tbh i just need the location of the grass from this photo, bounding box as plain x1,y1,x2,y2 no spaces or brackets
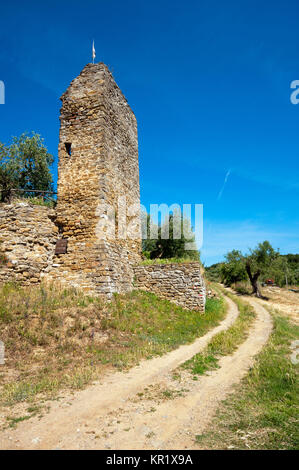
29,198,56,208
131,383,190,404
194,308,299,450
0,283,226,408
140,257,201,265
4,197,56,208
181,290,256,377
6,415,33,428
231,281,252,295
0,251,8,267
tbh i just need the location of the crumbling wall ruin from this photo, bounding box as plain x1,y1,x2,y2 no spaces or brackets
0,202,57,285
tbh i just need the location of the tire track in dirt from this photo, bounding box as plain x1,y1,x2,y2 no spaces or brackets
0,296,238,450
55,296,271,450
99,296,272,450
152,297,272,450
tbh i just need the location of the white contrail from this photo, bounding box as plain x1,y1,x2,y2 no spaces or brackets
217,169,231,200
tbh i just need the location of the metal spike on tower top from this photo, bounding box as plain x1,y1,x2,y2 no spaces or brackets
92,40,96,64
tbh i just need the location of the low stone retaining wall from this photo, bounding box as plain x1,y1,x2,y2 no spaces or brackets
133,262,206,312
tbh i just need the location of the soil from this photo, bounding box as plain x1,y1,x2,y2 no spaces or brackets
0,295,272,450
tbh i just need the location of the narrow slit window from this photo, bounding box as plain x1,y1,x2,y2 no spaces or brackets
65,142,72,156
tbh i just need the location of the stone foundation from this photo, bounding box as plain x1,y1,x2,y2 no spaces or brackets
133,263,206,311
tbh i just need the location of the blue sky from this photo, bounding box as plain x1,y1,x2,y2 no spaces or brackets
0,0,298,265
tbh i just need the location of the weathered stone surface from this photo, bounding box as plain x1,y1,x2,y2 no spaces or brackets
0,202,57,285
133,263,206,312
45,62,142,297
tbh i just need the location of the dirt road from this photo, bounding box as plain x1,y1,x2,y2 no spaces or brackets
0,295,272,450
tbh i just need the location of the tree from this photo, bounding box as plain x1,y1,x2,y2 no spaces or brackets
0,133,54,202
245,241,279,297
265,256,290,287
220,250,247,286
284,254,299,286
142,210,200,261
141,213,158,258
205,262,223,282
221,241,281,297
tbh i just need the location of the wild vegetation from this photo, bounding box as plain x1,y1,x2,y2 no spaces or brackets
0,283,225,408
141,257,199,265
194,307,299,450
205,242,299,291
0,248,8,267
0,132,54,203
181,289,255,376
142,212,200,262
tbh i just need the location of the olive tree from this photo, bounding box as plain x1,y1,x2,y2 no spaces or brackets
0,132,54,202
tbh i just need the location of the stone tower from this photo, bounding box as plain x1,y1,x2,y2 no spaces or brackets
51,63,141,297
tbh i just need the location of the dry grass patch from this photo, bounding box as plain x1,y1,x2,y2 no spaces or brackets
0,283,226,412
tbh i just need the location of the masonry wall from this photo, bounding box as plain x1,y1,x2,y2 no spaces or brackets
0,203,206,313
48,62,141,297
0,202,57,285
133,263,206,312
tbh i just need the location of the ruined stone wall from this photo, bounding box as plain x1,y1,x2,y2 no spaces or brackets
133,263,206,312
49,63,141,297
0,203,205,313
0,202,57,285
